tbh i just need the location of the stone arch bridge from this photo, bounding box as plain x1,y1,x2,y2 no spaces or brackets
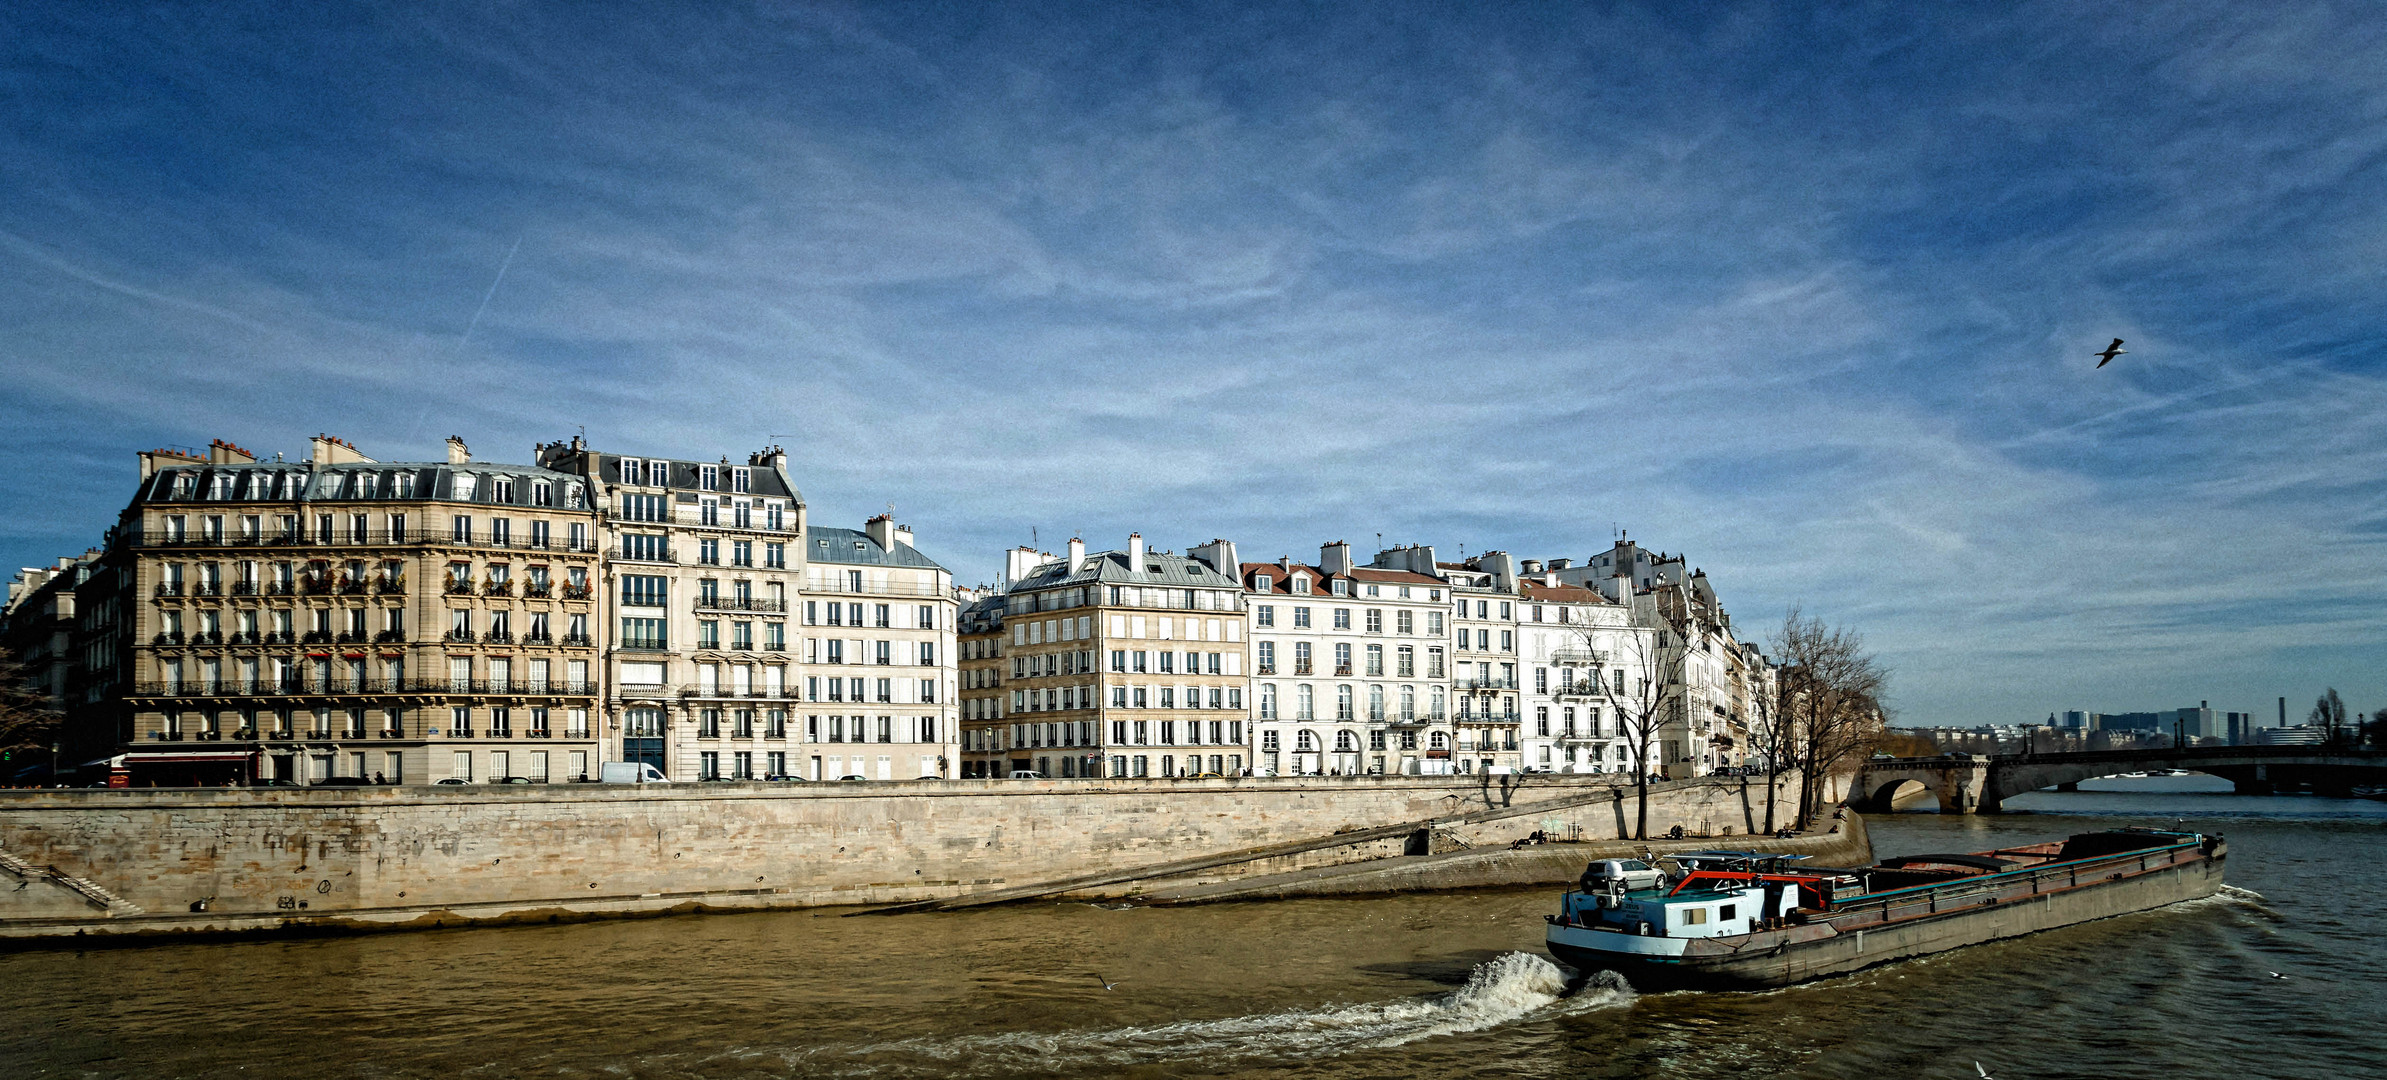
1854,746,2387,814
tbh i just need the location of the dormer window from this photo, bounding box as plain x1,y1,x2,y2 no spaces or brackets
452,473,477,500
700,464,719,491
394,472,416,498
619,458,643,486
1292,575,1311,595
1254,574,1273,592
1330,579,1349,596
733,467,750,493
490,477,515,503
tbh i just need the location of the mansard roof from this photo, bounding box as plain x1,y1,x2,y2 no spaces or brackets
588,452,798,499
1014,548,1239,592
137,460,590,510
804,526,948,572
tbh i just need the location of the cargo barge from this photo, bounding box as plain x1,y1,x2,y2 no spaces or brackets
1545,827,2226,990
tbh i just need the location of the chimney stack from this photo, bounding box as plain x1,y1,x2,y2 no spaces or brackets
1126,532,1145,568
1068,537,1085,569
1188,538,1239,577
1320,540,1353,576
865,514,896,551
445,436,470,464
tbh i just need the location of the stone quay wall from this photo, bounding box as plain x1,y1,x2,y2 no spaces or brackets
0,773,1809,941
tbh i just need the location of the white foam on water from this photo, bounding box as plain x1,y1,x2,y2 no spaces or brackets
778,952,1630,1078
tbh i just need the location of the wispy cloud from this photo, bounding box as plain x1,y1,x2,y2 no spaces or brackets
2,1,2383,725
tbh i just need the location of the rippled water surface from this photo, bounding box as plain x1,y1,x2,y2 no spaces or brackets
7,778,2384,1079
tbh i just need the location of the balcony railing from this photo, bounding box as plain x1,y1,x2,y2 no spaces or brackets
154,583,185,597
1462,677,1518,691
560,584,593,600
562,633,594,646
805,578,948,599
695,595,788,613
675,684,800,700
131,678,597,698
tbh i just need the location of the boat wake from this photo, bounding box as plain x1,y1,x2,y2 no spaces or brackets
774,952,1629,1078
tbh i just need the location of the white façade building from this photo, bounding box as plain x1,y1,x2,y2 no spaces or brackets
1515,571,1649,774
1244,542,1452,776
795,516,959,781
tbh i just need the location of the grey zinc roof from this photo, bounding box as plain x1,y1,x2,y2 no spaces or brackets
1014,549,1240,592
958,593,1006,632
593,454,796,499
140,461,591,509
805,526,947,571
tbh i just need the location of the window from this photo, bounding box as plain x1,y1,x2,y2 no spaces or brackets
917,605,935,629
1293,606,1311,628
733,467,751,493
620,617,667,650
622,575,668,607
700,464,719,491
1330,579,1348,596
765,542,786,568
733,540,753,566
1256,605,1275,628
620,493,667,521
1253,574,1273,592
1333,607,1351,630
699,539,720,565
621,533,669,561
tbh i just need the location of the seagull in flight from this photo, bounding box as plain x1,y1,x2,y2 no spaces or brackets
1093,974,1124,991
1976,1063,1995,1080
2266,970,2289,980
2094,339,2127,368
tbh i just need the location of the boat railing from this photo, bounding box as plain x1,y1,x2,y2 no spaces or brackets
1817,841,2204,933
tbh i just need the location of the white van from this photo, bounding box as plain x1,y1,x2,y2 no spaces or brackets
1007,770,1047,779
598,761,670,784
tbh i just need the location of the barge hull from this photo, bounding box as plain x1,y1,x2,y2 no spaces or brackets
1551,844,2225,990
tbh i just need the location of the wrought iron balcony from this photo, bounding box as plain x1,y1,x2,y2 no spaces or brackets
695,595,788,613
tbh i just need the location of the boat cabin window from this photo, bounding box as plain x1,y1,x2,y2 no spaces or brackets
1720,904,1736,920
1681,908,1707,925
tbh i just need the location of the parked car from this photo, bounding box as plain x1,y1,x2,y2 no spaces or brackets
1579,858,1666,893
764,773,807,782
837,774,869,782
1007,770,1046,779
496,776,536,784
257,778,301,788
315,776,369,786
434,777,470,785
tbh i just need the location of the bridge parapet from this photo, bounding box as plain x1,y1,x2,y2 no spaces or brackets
1862,747,2387,812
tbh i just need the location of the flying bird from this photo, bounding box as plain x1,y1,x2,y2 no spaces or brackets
2094,339,2127,368
1094,974,1124,991
1976,1063,1995,1080
2266,970,2289,980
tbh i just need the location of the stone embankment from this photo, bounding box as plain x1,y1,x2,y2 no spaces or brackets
1118,812,1871,904
0,772,1840,942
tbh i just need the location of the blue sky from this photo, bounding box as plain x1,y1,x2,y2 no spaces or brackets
5,2,2383,728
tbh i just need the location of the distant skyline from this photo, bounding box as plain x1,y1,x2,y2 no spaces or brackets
5,3,2383,727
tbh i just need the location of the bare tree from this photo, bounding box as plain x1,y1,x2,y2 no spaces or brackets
0,655,64,777
1770,607,1889,827
1591,587,1698,840
2309,689,2348,747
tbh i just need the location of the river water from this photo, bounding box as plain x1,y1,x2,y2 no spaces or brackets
7,777,2384,1080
